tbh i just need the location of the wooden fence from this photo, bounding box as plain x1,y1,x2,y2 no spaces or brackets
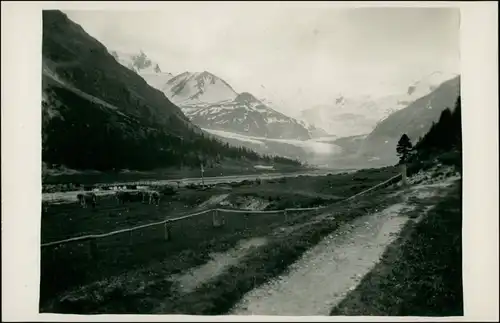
41,173,402,251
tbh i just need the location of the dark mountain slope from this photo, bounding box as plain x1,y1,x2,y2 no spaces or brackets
42,10,301,173
42,10,193,133
356,76,460,164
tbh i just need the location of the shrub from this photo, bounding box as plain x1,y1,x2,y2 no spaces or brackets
437,151,462,167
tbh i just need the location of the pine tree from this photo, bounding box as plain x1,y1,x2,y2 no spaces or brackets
396,133,413,164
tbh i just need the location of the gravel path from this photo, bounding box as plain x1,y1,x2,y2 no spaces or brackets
170,237,268,294
229,203,412,316
228,180,457,316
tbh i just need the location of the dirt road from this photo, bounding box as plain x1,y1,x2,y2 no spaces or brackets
229,177,459,316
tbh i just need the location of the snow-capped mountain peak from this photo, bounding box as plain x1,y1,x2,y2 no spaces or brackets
164,71,238,106
114,60,328,141
298,71,459,138
405,71,459,98
149,71,325,140
110,50,167,75
109,49,174,91
235,92,259,104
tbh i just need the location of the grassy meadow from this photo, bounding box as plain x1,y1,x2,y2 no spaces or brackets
40,166,399,313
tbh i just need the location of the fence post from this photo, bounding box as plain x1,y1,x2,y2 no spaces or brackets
244,212,249,229
401,163,408,187
51,246,58,262
284,209,288,222
212,209,219,228
128,230,133,245
164,222,171,241
88,239,98,260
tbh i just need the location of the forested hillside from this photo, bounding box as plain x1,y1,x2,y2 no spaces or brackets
408,95,462,173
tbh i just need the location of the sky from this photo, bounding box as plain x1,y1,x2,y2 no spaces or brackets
63,3,460,115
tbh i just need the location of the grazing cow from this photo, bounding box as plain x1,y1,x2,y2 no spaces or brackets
115,191,130,204
148,191,161,206
77,192,97,209
115,191,143,205
138,190,161,205
76,193,85,207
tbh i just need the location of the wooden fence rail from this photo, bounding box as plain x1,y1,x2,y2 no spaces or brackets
41,173,402,249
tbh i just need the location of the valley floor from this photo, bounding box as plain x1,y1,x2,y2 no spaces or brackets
42,161,309,187
40,165,462,316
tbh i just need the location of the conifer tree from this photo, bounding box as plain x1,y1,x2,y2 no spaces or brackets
396,133,413,164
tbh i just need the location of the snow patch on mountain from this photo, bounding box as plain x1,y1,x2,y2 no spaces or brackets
298,71,459,138
180,91,314,140
109,49,174,89
110,58,329,141
164,71,238,105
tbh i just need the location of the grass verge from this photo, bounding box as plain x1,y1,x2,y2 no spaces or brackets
40,207,304,313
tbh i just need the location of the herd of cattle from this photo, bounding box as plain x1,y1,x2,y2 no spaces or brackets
76,189,162,209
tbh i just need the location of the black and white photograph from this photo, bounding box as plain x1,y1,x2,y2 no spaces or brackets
2,1,499,320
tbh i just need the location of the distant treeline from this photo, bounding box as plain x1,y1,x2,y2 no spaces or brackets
42,86,302,172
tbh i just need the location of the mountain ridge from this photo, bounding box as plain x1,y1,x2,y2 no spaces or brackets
109,49,176,94
165,71,238,106
354,75,461,166
182,89,323,140
111,50,329,141
299,71,459,137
